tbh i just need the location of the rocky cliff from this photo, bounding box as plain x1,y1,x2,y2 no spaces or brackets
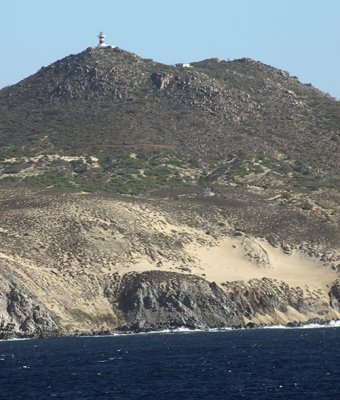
107,271,340,332
1,265,340,338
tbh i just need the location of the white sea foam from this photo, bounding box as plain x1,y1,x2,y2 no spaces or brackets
2,321,340,342
297,320,340,329
78,320,340,339
133,321,340,335
262,320,340,330
262,325,289,330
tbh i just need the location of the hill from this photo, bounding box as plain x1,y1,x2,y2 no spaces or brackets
0,46,339,195
1,48,339,163
0,46,339,337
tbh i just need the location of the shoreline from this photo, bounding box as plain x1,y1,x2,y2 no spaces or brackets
1,318,340,341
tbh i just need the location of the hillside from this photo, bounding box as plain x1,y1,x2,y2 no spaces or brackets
1,48,339,165
1,47,339,195
0,46,339,337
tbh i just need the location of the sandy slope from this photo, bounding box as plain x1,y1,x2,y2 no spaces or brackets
112,215,338,294
185,237,338,289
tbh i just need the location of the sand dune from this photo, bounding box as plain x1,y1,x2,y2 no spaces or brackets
123,235,338,294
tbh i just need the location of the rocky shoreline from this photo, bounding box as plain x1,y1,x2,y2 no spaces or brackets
1,318,340,341
1,270,340,340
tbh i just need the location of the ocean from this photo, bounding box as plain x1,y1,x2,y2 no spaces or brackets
0,327,339,399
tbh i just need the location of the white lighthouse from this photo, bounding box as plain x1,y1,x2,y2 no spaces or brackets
97,32,115,48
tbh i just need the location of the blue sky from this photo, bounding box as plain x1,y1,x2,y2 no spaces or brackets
1,0,340,98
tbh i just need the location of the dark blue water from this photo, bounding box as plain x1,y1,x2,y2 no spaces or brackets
0,328,339,399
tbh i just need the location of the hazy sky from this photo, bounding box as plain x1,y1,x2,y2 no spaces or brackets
1,0,340,98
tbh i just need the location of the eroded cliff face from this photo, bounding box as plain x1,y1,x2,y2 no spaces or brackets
0,280,59,338
2,269,340,338
104,271,340,332
106,271,243,331
329,280,340,312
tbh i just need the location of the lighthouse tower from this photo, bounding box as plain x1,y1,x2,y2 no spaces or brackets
98,32,106,47
97,32,115,48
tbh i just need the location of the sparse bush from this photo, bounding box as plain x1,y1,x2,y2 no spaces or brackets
300,201,313,211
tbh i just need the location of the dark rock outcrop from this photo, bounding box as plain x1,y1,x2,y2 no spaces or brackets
151,72,174,90
103,271,339,332
1,284,59,337
329,279,340,311
105,271,243,331
222,278,331,319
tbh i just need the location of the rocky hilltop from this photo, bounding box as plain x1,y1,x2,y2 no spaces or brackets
1,47,339,165
0,46,339,337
